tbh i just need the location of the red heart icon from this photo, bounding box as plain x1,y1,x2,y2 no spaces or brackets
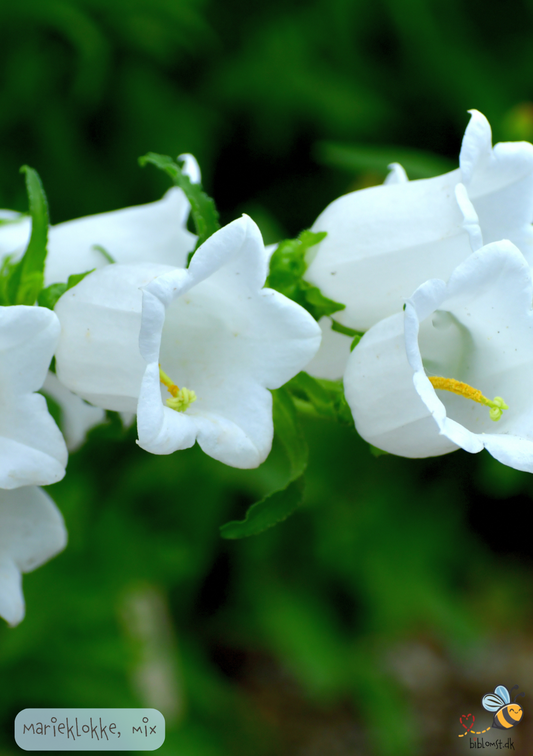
460,713,475,732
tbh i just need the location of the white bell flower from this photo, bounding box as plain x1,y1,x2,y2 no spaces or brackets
344,240,533,472
43,186,196,286
0,305,67,487
0,486,67,626
0,154,200,285
305,110,533,335
54,215,322,468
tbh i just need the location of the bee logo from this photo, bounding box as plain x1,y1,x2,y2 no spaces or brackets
482,684,524,730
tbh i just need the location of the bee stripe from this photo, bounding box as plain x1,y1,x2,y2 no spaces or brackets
496,706,520,728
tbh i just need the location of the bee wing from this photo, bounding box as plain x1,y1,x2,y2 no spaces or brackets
483,693,505,712
495,686,510,704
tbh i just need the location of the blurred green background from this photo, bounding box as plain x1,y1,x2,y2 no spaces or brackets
2,1,533,754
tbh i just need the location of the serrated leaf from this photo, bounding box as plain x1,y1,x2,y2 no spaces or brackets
139,152,219,254
7,166,49,305
16,271,44,306
220,387,308,539
0,255,14,306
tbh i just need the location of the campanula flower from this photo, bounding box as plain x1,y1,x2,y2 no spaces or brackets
305,110,533,336
0,154,200,285
344,240,533,472
54,216,322,468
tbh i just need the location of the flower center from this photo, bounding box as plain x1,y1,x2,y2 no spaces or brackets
159,366,197,412
428,376,508,421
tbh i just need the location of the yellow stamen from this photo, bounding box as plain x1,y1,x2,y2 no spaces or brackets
428,376,508,421
159,365,197,412
159,366,179,397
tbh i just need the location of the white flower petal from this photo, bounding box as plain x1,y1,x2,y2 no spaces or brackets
344,312,458,457
45,188,195,285
42,372,105,451
306,168,468,332
137,215,321,467
306,110,533,338
0,395,67,488
455,182,483,252
384,162,408,184
55,263,173,412
0,556,23,627
178,153,201,184
0,306,67,488
347,240,533,471
460,109,533,260
0,486,67,626
55,215,322,468
304,317,353,380
0,305,60,393
458,109,493,186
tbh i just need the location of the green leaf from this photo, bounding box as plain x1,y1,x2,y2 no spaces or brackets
66,269,96,289
314,141,456,179
350,334,362,351
37,283,68,310
271,384,308,479
285,372,354,427
266,230,345,320
330,319,363,338
220,477,305,540
220,387,308,539
92,244,116,264
6,166,49,305
38,269,95,310
139,152,220,254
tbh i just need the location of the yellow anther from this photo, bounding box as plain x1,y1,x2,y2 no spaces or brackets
159,365,197,413
166,387,197,412
428,376,508,421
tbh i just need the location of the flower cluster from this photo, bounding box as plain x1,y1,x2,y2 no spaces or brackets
307,110,533,472
0,158,322,624
0,161,202,625
3,109,533,624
